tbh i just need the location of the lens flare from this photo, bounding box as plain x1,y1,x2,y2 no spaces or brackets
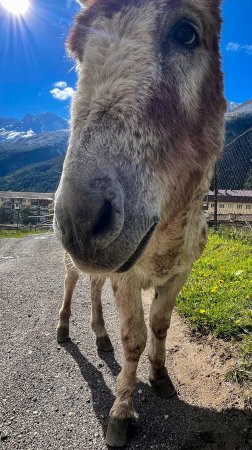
0,0,30,15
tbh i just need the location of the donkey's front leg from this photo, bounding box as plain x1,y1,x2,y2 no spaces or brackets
57,252,79,343
106,275,147,448
149,272,189,398
90,276,113,352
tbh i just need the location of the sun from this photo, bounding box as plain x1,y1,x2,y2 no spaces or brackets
0,0,30,15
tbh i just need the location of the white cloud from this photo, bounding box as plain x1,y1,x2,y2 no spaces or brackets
244,44,252,55
226,42,240,52
54,81,68,89
226,41,252,55
50,81,76,101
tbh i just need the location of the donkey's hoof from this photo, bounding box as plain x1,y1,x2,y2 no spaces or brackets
57,326,69,343
151,376,176,398
106,418,131,448
96,336,113,352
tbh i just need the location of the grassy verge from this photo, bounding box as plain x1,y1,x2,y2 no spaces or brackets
177,227,252,386
0,229,53,239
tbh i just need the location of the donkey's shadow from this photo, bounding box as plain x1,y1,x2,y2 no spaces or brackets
63,340,251,449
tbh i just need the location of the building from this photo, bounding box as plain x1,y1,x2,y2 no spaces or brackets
204,189,252,224
0,191,54,223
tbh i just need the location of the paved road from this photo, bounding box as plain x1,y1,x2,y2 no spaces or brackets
0,234,251,449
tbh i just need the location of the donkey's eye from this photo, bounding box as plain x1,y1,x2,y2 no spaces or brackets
173,21,199,49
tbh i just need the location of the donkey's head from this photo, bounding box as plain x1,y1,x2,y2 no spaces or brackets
55,0,226,274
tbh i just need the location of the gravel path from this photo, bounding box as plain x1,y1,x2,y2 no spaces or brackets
0,234,251,449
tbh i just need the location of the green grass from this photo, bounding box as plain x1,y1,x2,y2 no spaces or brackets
226,336,252,386
0,229,52,239
177,227,252,385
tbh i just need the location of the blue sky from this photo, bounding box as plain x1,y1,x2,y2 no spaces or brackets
0,0,251,119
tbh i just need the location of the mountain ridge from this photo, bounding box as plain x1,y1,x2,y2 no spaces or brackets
0,112,68,142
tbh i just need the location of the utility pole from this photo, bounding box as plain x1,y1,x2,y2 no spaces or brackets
213,165,218,229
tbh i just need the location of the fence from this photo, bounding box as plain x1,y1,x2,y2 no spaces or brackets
205,127,252,229
0,214,54,232
28,214,54,230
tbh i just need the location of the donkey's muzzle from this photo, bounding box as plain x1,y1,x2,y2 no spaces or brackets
55,177,125,254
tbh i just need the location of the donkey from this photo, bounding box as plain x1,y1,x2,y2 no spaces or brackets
54,0,226,446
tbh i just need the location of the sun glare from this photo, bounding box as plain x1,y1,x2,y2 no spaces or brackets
1,0,30,15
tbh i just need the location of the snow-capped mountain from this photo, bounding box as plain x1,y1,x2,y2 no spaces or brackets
0,129,35,142
230,98,252,115
226,98,252,115
0,113,69,191
226,101,241,112
0,128,68,148
0,112,68,142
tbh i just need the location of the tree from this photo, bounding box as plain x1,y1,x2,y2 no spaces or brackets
0,206,8,224
20,206,34,225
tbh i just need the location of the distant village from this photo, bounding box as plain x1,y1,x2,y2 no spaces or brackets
0,191,54,225
204,189,252,225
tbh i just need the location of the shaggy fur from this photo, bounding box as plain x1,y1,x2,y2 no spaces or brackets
54,0,226,444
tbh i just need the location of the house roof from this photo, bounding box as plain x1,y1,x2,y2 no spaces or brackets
0,191,55,200
208,189,252,197
206,189,252,203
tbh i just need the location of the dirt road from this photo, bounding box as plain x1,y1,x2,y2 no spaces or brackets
0,234,251,449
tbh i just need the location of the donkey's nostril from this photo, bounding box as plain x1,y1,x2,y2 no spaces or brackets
56,179,124,250
92,199,113,238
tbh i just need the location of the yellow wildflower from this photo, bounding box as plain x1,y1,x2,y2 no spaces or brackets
211,285,218,293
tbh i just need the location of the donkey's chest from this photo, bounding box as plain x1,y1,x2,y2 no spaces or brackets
136,208,207,288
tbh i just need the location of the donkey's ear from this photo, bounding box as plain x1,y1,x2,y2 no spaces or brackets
69,1,96,60
68,10,91,60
